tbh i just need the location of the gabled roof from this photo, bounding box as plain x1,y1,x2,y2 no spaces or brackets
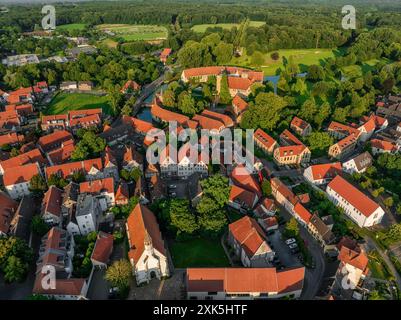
45,158,103,179
3,163,40,186
293,202,312,224
160,48,172,58
309,213,335,244
307,162,342,181
80,177,114,195
231,165,262,197
291,116,310,130
370,139,397,152
121,80,141,93
192,114,225,132
47,140,75,165
33,275,86,296
42,185,63,218
232,95,248,113
0,192,18,234
0,148,46,171
271,177,298,206
123,145,143,166
328,121,360,137
126,204,166,263
0,132,24,146
338,246,369,272
327,175,381,217
229,215,271,258
229,185,257,208
186,267,305,294
335,134,358,151
38,130,73,152
254,129,277,151
358,117,376,133
345,152,373,172
69,114,101,127
201,109,234,127
91,231,113,264
275,145,308,157
151,102,189,125
280,129,304,146
227,77,253,91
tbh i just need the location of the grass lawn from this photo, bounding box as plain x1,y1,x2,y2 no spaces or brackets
99,38,119,48
191,21,265,33
342,58,390,79
44,92,113,115
170,237,230,268
368,250,393,280
230,48,336,75
96,24,168,41
57,23,87,31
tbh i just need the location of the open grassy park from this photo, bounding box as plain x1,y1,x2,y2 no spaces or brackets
230,48,336,76
170,237,230,268
96,24,168,41
44,92,112,115
191,21,265,33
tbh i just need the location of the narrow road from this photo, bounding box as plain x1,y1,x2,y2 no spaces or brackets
364,236,401,290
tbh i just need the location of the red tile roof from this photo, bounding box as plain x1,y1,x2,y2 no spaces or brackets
229,216,269,258
0,132,24,146
327,175,381,217
69,113,101,128
80,177,114,194
192,114,225,132
201,109,234,127
370,139,397,152
338,246,369,272
308,162,342,181
38,130,73,152
293,202,312,224
254,129,277,151
280,129,304,146
41,114,68,123
151,102,190,125
227,77,253,91
186,267,305,294
229,185,257,208
263,216,278,228
3,163,40,186
126,204,166,263
42,185,63,218
183,66,263,82
68,108,102,119
122,115,156,134
328,121,360,137
291,116,310,130
231,165,262,197
0,148,46,171
33,275,86,296
47,139,75,165
232,95,248,113
358,117,376,133
45,158,103,179
121,80,141,93
0,192,18,234
160,48,172,59
271,177,298,206
335,134,358,151
276,145,307,157
91,231,114,265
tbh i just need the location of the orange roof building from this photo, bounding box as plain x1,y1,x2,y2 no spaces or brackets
254,129,277,155
38,130,73,153
45,158,103,180
91,231,114,267
4,163,41,199
186,267,305,299
303,162,342,185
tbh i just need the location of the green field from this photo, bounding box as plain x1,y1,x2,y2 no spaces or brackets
57,23,87,31
96,24,168,41
230,48,336,75
342,58,390,79
191,21,265,33
170,238,230,268
45,92,112,115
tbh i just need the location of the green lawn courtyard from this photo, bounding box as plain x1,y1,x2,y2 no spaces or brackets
96,24,168,41
191,21,265,33
44,92,113,115
170,237,230,268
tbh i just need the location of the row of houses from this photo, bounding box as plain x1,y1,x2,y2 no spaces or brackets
41,108,102,132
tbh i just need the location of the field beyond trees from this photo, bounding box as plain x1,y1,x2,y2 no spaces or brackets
191,21,265,33
44,92,112,115
96,24,168,41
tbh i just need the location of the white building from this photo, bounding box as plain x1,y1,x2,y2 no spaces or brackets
79,177,115,211
126,204,170,285
41,185,63,226
67,194,101,235
228,216,275,267
186,267,305,300
3,163,41,200
303,162,342,185
326,175,385,228
342,151,373,175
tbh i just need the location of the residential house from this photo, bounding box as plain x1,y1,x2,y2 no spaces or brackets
328,121,360,140
38,130,73,153
126,204,170,285
328,134,358,160
33,276,88,300
274,144,311,166
230,165,262,199
3,163,41,199
228,216,275,267
67,194,101,236
253,198,277,218
79,177,115,210
342,152,373,174
46,139,75,165
91,232,114,269
115,182,129,206
0,148,46,174
41,185,63,226
0,192,18,237
227,94,248,122
8,196,35,241
293,202,312,226
303,162,342,185
41,114,68,131
60,81,78,91
258,216,279,233
307,214,336,250
370,138,398,155
121,80,141,94
103,146,119,182
326,175,385,228
122,145,143,171
0,132,24,147
228,185,258,213
45,158,104,181
186,267,305,300
77,81,93,91
253,129,277,155
290,117,312,136
160,48,172,64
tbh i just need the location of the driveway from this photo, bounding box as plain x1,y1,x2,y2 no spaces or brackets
87,268,110,300
268,229,302,268
128,269,185,300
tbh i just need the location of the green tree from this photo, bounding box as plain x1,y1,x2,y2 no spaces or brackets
251,51,265,67
177,91,196,116
306,132,334,156
170,199,198,236
197,196,227,234
47,174,68,189
29,174,47,195
213,42,233,64
31,216,50,236
72,131,106,161
200,175,230,207
105,259,132,291
219,74,231,105
284,218,299,238
261,180,272,197
270,52,280,61
3,256,28,283
10,148,20,157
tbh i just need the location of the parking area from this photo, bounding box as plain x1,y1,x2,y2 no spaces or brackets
87,268,110,300
128,269,186,300
163,176,200,200
267,229,303,269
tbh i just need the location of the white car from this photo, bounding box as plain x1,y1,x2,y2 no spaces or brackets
285,238,296,245
289,243,298,250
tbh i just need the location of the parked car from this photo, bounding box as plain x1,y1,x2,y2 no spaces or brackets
169,184,177,189
285,238,296,245
288,243,298,250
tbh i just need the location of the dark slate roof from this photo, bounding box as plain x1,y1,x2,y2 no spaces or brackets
352,151,373,172
309,214,336,245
